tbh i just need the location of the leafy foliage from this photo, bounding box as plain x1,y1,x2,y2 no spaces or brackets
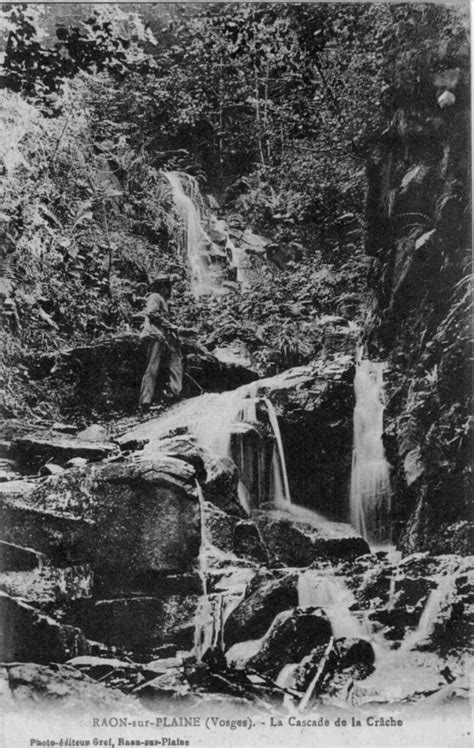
1,5,152,109
0,2,469,418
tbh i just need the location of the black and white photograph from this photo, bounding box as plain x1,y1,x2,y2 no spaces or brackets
0,2,471,746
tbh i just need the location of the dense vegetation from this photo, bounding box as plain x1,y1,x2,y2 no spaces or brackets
0,2,469,419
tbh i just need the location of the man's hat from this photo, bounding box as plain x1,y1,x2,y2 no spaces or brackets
149,273,172,288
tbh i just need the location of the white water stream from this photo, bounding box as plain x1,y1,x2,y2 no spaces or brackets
193,481,251,661
136,357,454,685
298,569,367,639
263,397,292,506
189,383,294,660
191,385,291,512
350,356,392,543
163,171,219,295
271,571,374,695
401,574,454,652
193,480,215,660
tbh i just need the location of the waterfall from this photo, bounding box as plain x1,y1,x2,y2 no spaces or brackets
402,575,454,651
192,390,257,513
193,480,216,660
273,571,373,696
193,481,260,661
350,357,392,544
163,171,220,295
136,377,293,512
298,570,366,639
263,397,292,506
190,385,291,511
193,480,242,659
192,390,243,458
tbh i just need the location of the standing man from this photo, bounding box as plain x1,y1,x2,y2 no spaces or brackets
139,274,183,413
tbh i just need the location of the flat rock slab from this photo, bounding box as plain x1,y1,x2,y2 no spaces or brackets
67,656,139,680
12,434,118,471
0,563,93,607
2,662,138,710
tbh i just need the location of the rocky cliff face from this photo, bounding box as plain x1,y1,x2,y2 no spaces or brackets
363,40,471,553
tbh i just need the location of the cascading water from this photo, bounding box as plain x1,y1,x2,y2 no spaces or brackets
191,385,291,511
191,390,256,513
163,171,219,295
125,365,463,710
273,570,374,696
298,570,366,639
189,387,294,661
193,480,216,660
193,481,255,661
350,356,392,544
136,381,292,513
263,397,292,506
402,574,454,652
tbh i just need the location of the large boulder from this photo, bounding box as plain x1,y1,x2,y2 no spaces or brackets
204,503,269,564
246,607,332,679
281,637,375,695
224,572,298,649
31,334,258,416
0,592,89,663
201,456,245,518
204,503,238,553
70,592,198,651
334,637,375,670
118,426,245,518
251,507,369,566
0,456,201,581
233,521,269,564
